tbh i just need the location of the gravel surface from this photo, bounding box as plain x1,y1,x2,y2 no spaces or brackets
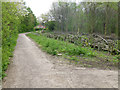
2,33,118,88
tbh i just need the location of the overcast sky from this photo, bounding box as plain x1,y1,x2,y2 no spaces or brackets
23,0,116,18
24,0,56,17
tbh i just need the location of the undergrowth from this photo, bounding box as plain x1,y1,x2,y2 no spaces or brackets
2,35,18,79
27,33,95,57
27,33,118,69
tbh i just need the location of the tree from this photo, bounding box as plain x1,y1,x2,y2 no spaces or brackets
45,21,55,31
2,1,37,78
48,1,118,36
20,7,37,33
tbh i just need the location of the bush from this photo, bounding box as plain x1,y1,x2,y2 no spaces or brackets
45,21,55,31
2,2,36,79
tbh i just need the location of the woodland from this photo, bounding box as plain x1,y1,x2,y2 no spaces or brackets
1,1,120,79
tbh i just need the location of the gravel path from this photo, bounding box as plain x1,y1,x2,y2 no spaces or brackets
2,33,118,88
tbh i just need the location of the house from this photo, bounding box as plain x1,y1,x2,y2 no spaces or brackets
34,25,46,30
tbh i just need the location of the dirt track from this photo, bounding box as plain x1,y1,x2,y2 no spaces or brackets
2,33,118,88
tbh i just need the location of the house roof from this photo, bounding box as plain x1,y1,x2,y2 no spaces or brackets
34,25,46,29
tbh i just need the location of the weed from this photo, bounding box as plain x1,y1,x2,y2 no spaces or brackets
27,33,96,58
27,33,119,69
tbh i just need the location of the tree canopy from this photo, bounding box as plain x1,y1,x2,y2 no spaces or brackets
1,1,37,78
42,1,118,37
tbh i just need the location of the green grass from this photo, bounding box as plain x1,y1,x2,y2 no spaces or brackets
27,33,95,57
27,33,118,69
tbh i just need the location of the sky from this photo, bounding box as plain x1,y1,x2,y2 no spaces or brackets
23,0,82,18
23,0,118,18
24,0,56,17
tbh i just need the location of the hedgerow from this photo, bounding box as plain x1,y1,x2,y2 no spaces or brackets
1,1,37,79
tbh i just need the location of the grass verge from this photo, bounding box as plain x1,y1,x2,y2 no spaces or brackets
27,33,95,57
27,33,118,69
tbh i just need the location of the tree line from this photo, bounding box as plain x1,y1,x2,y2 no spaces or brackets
41,1,118,37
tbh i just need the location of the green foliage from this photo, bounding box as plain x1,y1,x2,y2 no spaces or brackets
115,54,120,60
2,2,20,78
27,33,118,68
49,2,118,36
45,21,55,31
2,1,36,79
0,48,2,80
27,33,95,57
20,7,37,33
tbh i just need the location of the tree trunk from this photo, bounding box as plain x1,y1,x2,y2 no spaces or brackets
105,20,107,36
